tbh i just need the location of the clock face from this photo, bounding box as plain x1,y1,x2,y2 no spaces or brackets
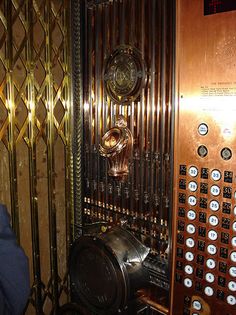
103,45,146,104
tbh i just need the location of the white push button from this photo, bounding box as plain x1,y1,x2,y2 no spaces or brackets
184,265,193,275
187,210,196,221
208,215,219,226
185,251,194,262
188,181,198,192
186,224,196,234
228,281,236,292
232,237,236,247
206,258,216,269
192,300,202,311
204,286,214,296
188,196,197,206
207,244,217,255
208,230,218,241
205,272,215,283
232,222,236,232
234,206,236,215
189,166,198,177
186,238,195,248
211,169,221,181
184,278,193,288
227,295,236,306
209,200,220,212
229,266,236,277
198,123,208,136
230,252,236,263
210,185,220,196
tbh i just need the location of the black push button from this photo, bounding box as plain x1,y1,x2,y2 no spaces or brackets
220,247,228,259
177,247,184,258
199,197,207,209
218,276,226,287
179,193,186,204
201,167,209,179
222,202,231,214
219,262,227,273
222,217,230,229
197,254,204,264
224,171,233,183
180,165,187,175
178,207,185,217
221,232,229,244
223,186,232,199
196,268,203,279
200,182,208,194
198,226,206,237
179,179,186,189
199,212,206,223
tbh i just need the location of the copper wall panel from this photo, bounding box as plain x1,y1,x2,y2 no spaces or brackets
0,1,72,314
171,1,236,314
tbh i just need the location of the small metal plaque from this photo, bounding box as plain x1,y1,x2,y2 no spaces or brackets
103,45,146,104
204,0,236,15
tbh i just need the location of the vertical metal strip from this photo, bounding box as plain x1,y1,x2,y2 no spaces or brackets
45,1,59,312
26,0,43,312
6,0,20,240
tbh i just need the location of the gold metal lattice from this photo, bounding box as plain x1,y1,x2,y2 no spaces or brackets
0,0,72,314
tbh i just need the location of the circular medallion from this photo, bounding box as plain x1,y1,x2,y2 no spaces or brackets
103,45,146,104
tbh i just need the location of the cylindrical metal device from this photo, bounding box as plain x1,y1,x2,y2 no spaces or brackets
69,226,150,315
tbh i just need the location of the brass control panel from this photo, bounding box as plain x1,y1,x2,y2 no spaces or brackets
171,1,236,315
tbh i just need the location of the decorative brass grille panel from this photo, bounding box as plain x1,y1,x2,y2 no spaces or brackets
0,0,72,314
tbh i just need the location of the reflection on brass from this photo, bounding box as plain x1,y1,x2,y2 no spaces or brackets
103,45,146,104
99,115,133,178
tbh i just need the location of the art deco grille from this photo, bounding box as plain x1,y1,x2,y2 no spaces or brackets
0,0,72,314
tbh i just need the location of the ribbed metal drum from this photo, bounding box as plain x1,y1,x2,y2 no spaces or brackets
69,227,150,315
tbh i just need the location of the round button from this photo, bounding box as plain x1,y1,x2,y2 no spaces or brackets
207,244,217,255
208,215,219,226
198,145,208,158
188,166,198,177
192,300,202,311
221,147,232,161
206,258,216,269
208,230,218,241
198,123,208,136
204,286,214,296
185,251,194,262
184,278,193,288
232,237,236,247
184,265,194,275
205,272,215,283
228,281,236,292
187,210,196,221
230,252,236,263
233,222,236,232
229,266,236,277
210,185,221,196
188,181,198,192
211,169,221,181
188,196,197,206
186,238,195,248
186,224,196,234
227,295,236,306
209,200,220,212
234,206,236,215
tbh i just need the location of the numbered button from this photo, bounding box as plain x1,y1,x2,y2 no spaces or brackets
228,281,236,292
204,286,214,296
209,215,219,226
185,251,194,262
207,244,217,255
184,278,193,288
232,237,236,247
187,210,196,221
198,123,208,136
229,267,236,277
189,166,198,177
192,300,202,311
211,169,221,181
188,181,198,192
230,252,236,263
208,230,218,241
186,224,196,234
188,196,197,206
209,200,220,212
186,238,195,248
206,258,216,269
233,222,236,232
210,185,221,196
185,265,194,275
234,206,236,216
227,295,236,306
205,272,215,283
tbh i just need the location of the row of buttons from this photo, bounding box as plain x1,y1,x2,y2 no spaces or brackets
179,165,233,182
